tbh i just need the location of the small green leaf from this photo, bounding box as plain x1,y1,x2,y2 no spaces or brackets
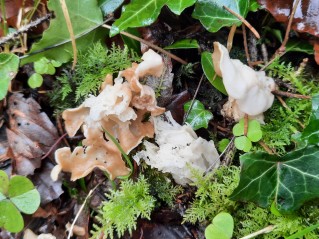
201,51,227,94
184,100,213,130
46,63,56,75
34,58,49,74
234,136,252,152
10,189,40,214
164,39,199,49
166,0,197,15
0,171,9,195
232,119,244,136
205,212,234,239
270,201,282,216
247,120,262,142
98,0,124,16
0,53,19,100
28,73,43,89
0,200,24,233
218,138,230,153
286,40,314,55
8,176,35,198
230,146,319,212
50,59,62,67
249,0,260,12
192,0,249,33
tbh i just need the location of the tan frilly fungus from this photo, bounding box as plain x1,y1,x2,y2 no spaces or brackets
51,49,165,181
212,42,276,122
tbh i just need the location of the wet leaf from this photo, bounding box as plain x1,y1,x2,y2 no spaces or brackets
6,93,59,175
192,0,249,33
22,0,106,64
0,53,19,100
201,51,227,95
164,39,199,49
98,0,124,16
231,145,319,212
184,100,213,130
166,0,197,15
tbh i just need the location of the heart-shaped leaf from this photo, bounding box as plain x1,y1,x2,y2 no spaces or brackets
184,100,213,130
8,176,40,214
205,212,234,239
0,170,9,195
0,53,19,100
201,51,227,95
231,145,319,212
247,120,262,142
234,135,252,152
232,119,245,136
28,73,44,89
0,200,24,233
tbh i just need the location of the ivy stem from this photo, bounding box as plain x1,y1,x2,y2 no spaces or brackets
102,24,187,65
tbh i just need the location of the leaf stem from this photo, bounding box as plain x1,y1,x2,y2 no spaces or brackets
239,225,275,239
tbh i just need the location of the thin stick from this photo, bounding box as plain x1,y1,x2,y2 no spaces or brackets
239,225,275,239
227,24,237,52
242,25,252,67
258,140,275,155
278,0,301,53
41,133,67,160
272,89,311,99
102,24,187,65
223,5,260,39
67,184,100,239
183,74,205,124
244,114,249,136
60,0,77,69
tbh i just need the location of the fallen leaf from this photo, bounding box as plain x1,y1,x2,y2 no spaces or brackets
6,93,59,175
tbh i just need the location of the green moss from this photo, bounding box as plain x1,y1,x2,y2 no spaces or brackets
91,176,155,239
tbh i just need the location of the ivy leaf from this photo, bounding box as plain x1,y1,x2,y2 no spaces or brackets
192,0,249,33
164,39,199,49
230,146,319,212
184,100,213,130
98,0,124,16
110,0,168,36
0,200,24,233
0,53,19,100
22,0,106,65
166,0,197,14
201,51,227,94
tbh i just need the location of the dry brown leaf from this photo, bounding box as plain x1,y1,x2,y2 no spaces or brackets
6,93,59,175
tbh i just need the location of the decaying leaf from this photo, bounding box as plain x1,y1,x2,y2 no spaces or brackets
52,50,165,181
133,112,220,185
6,93,59,175
212,42,276,121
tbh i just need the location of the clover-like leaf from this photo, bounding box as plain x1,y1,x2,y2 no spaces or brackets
0,170,9,195
184,100,213,130
232,119,244,136
8,176,40,214
247,120,262,142
28,73,43,89
192,0,249,33
205,212,234,239
201,51,227,95
0,200,24,233
0,53,19,100
164,39,199,49
231,145,319,212
234,136,252,152
218,138,230,152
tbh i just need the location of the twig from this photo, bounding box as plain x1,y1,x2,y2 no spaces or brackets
243,114,249,135
278,0,301,53
60,0,77,69
223,5,260,39
67,183,100,239
272,89,311,99
258,140,275,155
183,74,205,124
227,24,237,51
0,13,52,46
102,24,187,65
41,133,67,160
239,225,275,239
242,25,252,67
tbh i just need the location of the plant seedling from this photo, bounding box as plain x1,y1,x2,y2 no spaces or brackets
0,170,40,233
205,212,234,239
184,100,213,130
28,57,62,88
233,119,262,152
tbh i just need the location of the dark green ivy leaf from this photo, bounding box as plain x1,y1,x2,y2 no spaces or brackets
230,145,319,212
184,100,213,130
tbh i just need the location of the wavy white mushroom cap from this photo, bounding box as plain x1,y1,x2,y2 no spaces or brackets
212,42,276,118
136,49,164,77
